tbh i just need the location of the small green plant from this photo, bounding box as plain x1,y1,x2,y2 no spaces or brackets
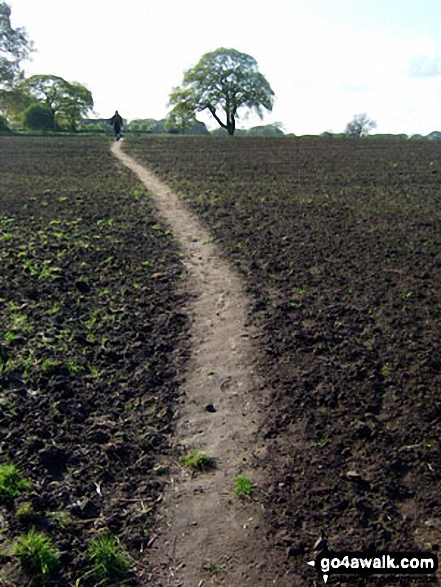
233,475,256,498
381,364,392,375
179,449,214,472
317,434,330,448
3,330,17,343
9,311,33,333
12,528,60,581
86,534,132,585
133,186,146,199
0,463,31,498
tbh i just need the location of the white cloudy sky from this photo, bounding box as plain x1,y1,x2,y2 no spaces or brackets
9,0,441,135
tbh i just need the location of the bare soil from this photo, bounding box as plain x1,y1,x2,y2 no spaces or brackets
112,140,289,585
2,135,440,587
0,137,190,586
124,136,441,587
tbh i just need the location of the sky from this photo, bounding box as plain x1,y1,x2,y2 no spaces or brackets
8,0,441,135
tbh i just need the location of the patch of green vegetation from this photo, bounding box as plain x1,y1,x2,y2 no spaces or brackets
233,475,256,498
179,449,214,472
12,528,60,582
0,463,31,498
381,364,392,375
317,434,330,448
133,186,146,199
83,534,132,585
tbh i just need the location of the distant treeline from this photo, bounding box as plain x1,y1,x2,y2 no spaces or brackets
80,117,286,137
79,118,441,141
4,115,441,141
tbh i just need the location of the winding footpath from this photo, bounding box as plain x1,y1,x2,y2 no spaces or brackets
111,140,288,586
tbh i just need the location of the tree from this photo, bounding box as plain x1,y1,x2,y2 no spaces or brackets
0,2,33,88
247,124,284,137
21,102,55,130
345,113,377,137
164,108,196,134
0,85,33,121
0,113,10,131
23,75,93,130
168,48,274,136
56,82,94,131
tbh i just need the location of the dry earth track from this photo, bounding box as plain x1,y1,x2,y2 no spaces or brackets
112,140,289,586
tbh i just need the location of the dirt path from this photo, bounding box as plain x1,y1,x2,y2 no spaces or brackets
111,141,288,586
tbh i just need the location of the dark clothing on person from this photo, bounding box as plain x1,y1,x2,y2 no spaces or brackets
110,111,123,140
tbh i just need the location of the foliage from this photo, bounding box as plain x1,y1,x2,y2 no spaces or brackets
179,449,214,471
233,475,256,498
211,124,285,137
21,101,55,130
0,462,30,497
426,130,441,140
164,113,210,135
22,74,93,130
86,534,132,585
246,124,284,137
128,117,166,133
57,81,94,130
164,108,195,133
0,136,190,584
127,116,209,135
345,112,377,137
368,133,408,140
80,117,109,132
168,47,274,135
0,84,33,121
0,112,10,131
12,528,60,581
0,1,33,88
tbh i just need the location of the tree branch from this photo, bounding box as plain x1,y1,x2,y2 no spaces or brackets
206,103,227,130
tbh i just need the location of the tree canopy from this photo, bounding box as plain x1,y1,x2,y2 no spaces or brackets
345,113,377,137
23,75,93,130
0,2,33,88
21,102,54,130
168,48,275,136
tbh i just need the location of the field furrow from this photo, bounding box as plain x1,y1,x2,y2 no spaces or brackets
125,135,441,586
0,136,189,586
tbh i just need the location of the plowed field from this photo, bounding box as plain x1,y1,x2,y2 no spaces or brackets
0,137,189,586
125,136,441,586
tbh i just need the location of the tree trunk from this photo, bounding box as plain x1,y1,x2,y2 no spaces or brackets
207,103,236,136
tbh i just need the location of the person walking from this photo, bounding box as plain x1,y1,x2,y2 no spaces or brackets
110,110,123,140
